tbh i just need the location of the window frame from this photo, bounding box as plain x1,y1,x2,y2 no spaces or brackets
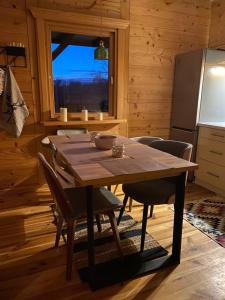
48,25,115,118
30,7,129,122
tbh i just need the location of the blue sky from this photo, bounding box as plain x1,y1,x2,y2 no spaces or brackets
52,43,108,81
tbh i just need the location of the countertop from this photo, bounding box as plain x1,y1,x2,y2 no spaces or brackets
198,121,225,130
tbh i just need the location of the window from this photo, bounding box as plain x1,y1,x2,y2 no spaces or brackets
51,32,112,114
31,7,129,121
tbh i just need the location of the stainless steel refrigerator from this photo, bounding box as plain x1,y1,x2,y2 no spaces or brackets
171,48,225,163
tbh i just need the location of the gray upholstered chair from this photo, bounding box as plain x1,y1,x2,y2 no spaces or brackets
124,136,164,212
38,152,123,280
117,140,193,252
130,136,163,146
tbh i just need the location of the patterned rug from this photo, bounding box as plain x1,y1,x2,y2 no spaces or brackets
69,211,167,269
184,198,225,247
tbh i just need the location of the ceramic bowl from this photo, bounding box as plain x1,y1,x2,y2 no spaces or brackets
94,134,117,150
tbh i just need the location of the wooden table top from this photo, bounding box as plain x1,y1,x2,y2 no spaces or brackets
49,134,198,187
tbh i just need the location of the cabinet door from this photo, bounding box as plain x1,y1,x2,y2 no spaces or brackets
196,159,225,192
198,137,225,167
171,49,204,130
199,126,225,143
199,49,225,123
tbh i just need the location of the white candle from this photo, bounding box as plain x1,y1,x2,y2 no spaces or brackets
82,109,88,121
60,107,67,122
98,112,103,121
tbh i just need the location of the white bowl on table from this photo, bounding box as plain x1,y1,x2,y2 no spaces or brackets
94,135,117,150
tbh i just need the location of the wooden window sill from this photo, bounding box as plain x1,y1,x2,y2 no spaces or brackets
41,119,127,127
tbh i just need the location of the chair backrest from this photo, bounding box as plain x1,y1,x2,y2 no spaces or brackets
38,153,74,222
57,128,88,136
150,140,193,161
50,143,76,188
150,140,193,184
130,136,163,147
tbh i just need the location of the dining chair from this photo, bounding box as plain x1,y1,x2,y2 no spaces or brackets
50,143,106,237
48,128,88,186
117,140,193,252
56,128,88,135
130,136,163,146
41,128,87,148
50,143,75,188
122,136,164,212
51,141,109,223
38,152,123,280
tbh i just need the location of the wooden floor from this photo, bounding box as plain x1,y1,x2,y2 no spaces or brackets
0,183,225,300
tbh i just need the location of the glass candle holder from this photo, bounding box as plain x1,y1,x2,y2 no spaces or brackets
112,144,125,158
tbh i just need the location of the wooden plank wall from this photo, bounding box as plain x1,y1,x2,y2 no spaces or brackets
0,0,125,190
0,1,40,189
209,0,225,49
0,0,212,190
128,0,210,138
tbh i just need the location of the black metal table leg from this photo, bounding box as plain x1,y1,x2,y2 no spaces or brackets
86,185,95,281
172,172,186,263
79,173,188,290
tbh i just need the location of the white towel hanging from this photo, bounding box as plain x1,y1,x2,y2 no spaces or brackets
0,66,29,137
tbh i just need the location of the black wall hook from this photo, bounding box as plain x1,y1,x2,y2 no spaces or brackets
0,45,26,67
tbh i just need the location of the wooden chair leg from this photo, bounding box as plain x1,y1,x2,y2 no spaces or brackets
128,197,133,212
62,231,67,244
95,214,102,232
114,184,119,194
117,194,129,225
66,222,75,281
55,215,63,247
140,204,148,252
149,205,154,218
108,211,123,257
107,186,111,191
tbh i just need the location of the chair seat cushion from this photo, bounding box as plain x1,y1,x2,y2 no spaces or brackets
64,187,122,218
122,179,176,205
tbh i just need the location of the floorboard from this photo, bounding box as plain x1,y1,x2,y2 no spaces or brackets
0,184,224,300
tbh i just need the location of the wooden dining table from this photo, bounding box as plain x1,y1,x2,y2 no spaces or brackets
49,134,198,290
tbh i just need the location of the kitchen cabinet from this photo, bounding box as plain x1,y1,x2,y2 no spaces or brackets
196,124,225,195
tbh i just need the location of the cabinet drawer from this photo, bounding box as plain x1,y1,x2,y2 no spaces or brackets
197,137,225,166
199,127,225,143
196,159,225,190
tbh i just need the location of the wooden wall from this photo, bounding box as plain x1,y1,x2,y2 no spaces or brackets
0,0,127,190
0,0,212,190
209,0,225,48
0,1,39,189
128,0,210,138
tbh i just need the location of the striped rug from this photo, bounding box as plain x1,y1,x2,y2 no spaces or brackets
71,211,167,269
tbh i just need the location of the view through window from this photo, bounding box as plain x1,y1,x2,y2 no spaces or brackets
51,32,110,113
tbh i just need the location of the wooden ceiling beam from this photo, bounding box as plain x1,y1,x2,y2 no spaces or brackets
52,43,68,60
